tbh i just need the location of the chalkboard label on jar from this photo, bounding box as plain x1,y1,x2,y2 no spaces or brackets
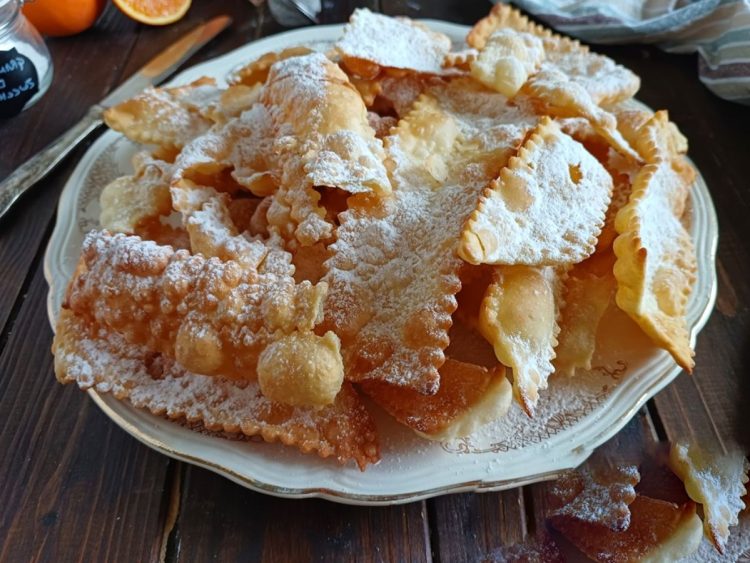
0,48,40,118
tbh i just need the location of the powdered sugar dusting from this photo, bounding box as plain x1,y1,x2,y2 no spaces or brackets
324,82,535,393
336,8,452,74
54,310,379,469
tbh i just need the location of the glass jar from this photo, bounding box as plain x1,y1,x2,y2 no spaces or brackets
0,0,53,118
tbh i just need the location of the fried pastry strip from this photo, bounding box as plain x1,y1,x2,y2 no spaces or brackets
470,29,545,97
173,103,277,197
613,160,697,371
261,52,391,196
554,253,616,376
360,359,512,440
65,231,326,381
227,46,314,87
522,68,641,161
468,4,640,105
100,152,173,234
53,309,379,470
335,8,452,76
460,117,613,267
478,265,565,415
669,441,749,554
103,77,218,151
551,495,703,562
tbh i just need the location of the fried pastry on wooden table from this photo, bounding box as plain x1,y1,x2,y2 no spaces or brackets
335,8,452,77
460,117,613,267
551,494,703,562
103,77,218,151
53,309,378,469
613,160,697,371
324,85,535,395
549,464,640,531
360,358,511,440
669,441,749,554
65,232,327,383
99,152,173,234
478,265,564,415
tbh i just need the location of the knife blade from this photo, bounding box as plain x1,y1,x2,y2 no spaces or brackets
0,15,232,223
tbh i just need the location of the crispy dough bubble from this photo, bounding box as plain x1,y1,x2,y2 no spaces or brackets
258,331,345,407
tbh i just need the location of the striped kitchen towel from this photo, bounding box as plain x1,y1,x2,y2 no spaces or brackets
497,0,750,105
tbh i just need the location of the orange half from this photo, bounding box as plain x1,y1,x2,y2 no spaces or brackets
113,0,192,25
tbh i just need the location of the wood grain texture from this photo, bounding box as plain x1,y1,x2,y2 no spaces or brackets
167,465,431,563
428,490,527,562
0,265,171,563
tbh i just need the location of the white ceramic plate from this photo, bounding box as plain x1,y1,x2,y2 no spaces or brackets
44,22,718,505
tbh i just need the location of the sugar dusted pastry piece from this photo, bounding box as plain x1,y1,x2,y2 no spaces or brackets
174,103,277,196
335,8,452,76
549,464,640,531
523,67,641,161
53,309,379,469
669,441,749,554
360,359,511,440
460,117,613,266
261,52,391,196
170,181,283,271
478,265,564,415
616,109,688,164
65,232,326,381
324,85,534,394
201,84,263,125
545,46,639,107
613,160,697,371
551,495,703,562
468,4,640,105
467,3,544,50
470,29,545,97
265,181,333,248
554,253,616,376
227,46,314,87
100,152,173,234
103,77,217,150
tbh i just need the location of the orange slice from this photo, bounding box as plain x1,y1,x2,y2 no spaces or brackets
113,0,191,25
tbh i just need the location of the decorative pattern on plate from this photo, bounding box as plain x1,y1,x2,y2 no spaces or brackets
44,23,718,506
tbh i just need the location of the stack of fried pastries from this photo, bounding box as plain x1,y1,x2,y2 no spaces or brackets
52,6,699,469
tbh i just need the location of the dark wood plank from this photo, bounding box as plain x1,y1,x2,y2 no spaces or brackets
168,464,431,562
0,263,172,562
428,490,527,562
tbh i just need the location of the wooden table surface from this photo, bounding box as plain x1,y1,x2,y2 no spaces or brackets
1,1,748,561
